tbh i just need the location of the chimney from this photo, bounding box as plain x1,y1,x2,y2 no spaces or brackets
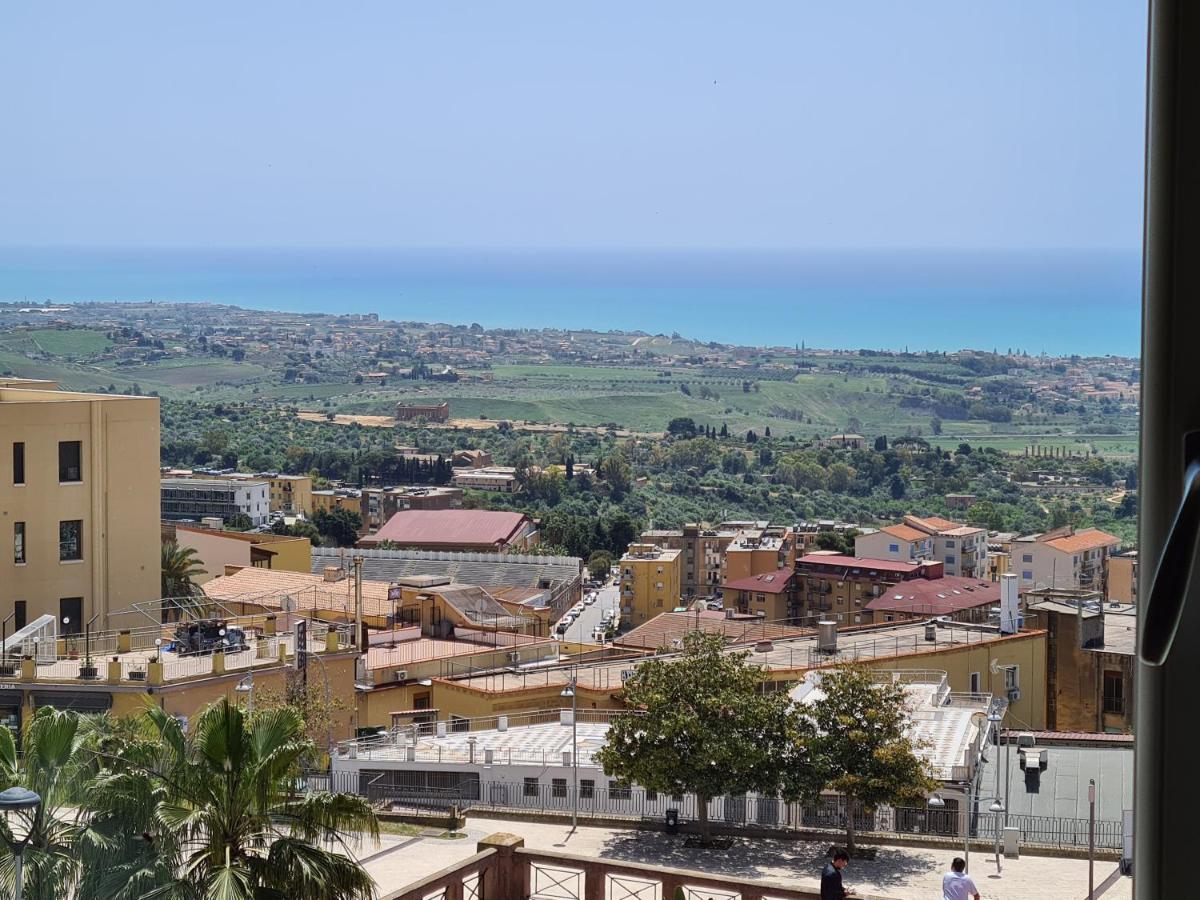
323,566,345,583
999,573,1020,634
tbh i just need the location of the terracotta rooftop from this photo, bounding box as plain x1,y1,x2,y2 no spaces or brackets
1044,528,1121,553
796,554,922,575
722,572,797,594
880,524,929,542
368,509,531,548
864,576,1000,616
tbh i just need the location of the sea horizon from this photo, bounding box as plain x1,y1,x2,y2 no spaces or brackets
0,246,1142,357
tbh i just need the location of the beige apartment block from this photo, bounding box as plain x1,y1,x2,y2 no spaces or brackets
0,383,160,631
618,544,682,625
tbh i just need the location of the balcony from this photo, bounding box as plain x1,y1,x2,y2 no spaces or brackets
382,834,890,900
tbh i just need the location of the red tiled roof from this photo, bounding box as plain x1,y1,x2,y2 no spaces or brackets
865,576,999,615
796,554,921,575
723,572,796,594
880,524,929,542
1044,528,1121,553
369,509,531,548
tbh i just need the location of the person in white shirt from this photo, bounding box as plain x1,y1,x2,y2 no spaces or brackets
942,857,980,900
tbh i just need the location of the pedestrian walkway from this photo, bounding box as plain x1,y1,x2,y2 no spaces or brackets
358,815,1132,900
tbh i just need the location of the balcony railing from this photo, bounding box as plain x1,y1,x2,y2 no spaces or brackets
381,834,886,900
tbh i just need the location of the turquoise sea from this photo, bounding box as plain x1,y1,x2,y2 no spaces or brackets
0,247,1142,357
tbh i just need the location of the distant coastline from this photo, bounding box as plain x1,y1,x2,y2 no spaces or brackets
0,246,1142,357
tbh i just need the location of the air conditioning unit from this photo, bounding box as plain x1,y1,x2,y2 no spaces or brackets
394,669,407,682
1007,687,1021,702
507,651,520,663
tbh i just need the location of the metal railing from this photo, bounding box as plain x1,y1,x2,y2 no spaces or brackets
323,775,1124,852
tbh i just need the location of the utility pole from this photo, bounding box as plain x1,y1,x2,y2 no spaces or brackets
353,555,365,653
1088,779,1096,899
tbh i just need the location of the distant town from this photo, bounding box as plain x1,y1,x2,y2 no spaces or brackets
0,300,1137,897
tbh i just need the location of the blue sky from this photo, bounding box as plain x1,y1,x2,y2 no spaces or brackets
0,2,1146,251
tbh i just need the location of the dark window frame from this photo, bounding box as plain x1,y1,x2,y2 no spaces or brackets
58,441,82,483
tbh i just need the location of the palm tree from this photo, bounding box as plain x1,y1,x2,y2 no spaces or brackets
161,540,208,621
83,698,379,900
0,707,104,899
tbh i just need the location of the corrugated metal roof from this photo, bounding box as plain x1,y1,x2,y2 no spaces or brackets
369,509,532,547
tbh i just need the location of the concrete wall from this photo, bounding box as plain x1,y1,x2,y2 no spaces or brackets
0,389,160,628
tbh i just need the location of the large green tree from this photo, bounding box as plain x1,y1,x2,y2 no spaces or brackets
597,632,810,841
803,664,938,853
0,707,103,899
313,506,363,547
83,699,379,899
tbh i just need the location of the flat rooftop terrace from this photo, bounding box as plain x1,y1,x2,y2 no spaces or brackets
444,619,1039,694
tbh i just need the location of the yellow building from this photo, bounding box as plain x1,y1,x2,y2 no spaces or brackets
311,488,367,526
265,474,313,516
0,382,160,631
166,523,313,584
722,529,794,586
618,544,682,626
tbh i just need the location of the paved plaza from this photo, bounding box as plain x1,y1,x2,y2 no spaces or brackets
352,815,1132,900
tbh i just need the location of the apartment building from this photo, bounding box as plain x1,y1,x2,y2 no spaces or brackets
1027,588,1135,734
451,466,520,493
263,473,312,515
902,515,988,579
793,554,945,624
854,523,932,563
311,488,369,528
161,478,270,527
855,516,987,580
640,523,741,598
618,544,682,625
159,469,313,516
1010,527,1122,593
0,382,160,630
722,526,795,585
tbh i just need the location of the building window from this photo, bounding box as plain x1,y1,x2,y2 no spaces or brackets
552,778,568,799
12,442,24,485
1005,666,1020,692
59,520,83,561
756,594,766,604
523,778,539,798
59,598,82,635
14,522,25,565
888,543,899,553
1022,570,1033,580
1022,554,1033,564
610,780,632,801
13,601,25,631
970,672,981,694
1103,671,1125,714
58,441,82,483
945,540,956,548
579,779,595,800
945,556,956,565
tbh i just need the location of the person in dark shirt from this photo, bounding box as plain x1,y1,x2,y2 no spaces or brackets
821,848,853,900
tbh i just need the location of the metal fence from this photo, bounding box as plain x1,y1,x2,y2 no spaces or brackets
308,773,1124,851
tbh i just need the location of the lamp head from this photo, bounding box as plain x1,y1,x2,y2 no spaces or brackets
989,799,1005,813
927,793,946,809
561,685,575,699
0,787,41,813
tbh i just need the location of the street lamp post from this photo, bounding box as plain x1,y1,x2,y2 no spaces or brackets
561,674,578,831
0,786,42,899
987,708,1005,873
236,671,255,716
